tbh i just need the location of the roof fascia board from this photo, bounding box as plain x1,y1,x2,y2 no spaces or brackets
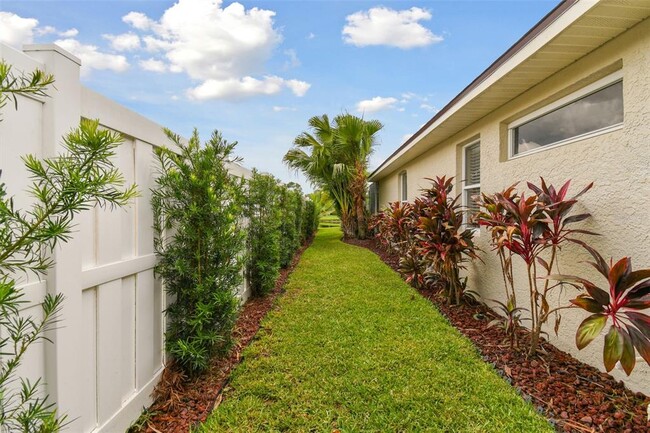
370,0,597,181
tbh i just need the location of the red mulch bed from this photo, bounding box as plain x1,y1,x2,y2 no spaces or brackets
136,237,313,433
345,237,650,433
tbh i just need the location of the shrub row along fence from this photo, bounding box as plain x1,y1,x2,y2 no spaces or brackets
152,132,318,376
2,47,318,432
371,176,650,376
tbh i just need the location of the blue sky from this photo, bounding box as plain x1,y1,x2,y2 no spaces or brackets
1,0,557,191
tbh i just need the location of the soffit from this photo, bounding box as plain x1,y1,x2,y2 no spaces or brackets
370,0,650,181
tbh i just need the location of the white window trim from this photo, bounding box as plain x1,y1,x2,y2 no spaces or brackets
508,70,624,159
462,140,480,233
398,171,408,202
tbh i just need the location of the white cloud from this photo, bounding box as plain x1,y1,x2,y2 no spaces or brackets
397,107,405,112
273,106,296,112
54,38,129,74
139,58,167,73
36,25,56,36
58,28,79,38
123,0,309,100
307,32,315,40
125,0,281,81
103,32,140,51
0,12,38,47
142,35,172,52
401,133,413,144
283,49,300,69
187,76,282,100
286,79,310,97
343,7,443,49
37,26,78,38
122,11,156,31
420,103,438,112
356,96,398,113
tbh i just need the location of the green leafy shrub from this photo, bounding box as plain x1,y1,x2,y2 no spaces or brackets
152,129,245,375
487,298,528,349
245,170,281,297
278,185,303,268
0,120,137,432
301,199,319,240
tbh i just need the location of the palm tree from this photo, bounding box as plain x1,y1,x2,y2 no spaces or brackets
284,114,383,239
334,114,383,239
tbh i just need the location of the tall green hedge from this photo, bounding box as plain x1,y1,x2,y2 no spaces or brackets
245,170,282,296
279,185,303,268
302,199,319,241
152,129,245,375
151,128,319,373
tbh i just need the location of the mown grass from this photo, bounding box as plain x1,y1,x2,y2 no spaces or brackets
319,214,340,228
199,227,553,432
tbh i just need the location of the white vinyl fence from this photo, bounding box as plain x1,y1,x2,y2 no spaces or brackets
0,43,251,433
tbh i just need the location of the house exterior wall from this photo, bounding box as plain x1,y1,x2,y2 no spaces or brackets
0,43,252,432
374,18,650,394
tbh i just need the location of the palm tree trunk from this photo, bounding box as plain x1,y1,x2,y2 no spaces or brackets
352,162,368,239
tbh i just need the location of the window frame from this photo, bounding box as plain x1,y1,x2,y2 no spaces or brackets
508,70,624,159
462,140,480,231
398,171,408,202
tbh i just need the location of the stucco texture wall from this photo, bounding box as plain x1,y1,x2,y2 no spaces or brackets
375,18,650,394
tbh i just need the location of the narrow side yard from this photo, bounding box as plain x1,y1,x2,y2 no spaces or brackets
200,227,553,432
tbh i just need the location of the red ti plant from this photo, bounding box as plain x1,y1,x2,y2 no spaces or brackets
370,201,414,255
552,242,650,375
416,176,480,305
476,178,596,356
475,184,519,306
398,244,426,289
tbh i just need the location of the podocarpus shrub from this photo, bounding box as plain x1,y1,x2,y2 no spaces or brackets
278,184,303,268
245,170,282,296
152,128,245,375
301,199,318,241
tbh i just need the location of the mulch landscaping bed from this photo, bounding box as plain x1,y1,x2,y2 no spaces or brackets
135,237,314,433
345,237,650,433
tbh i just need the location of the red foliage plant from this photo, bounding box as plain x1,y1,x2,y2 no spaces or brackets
372,176,479,304
551,241,650,375
476,178,595,356
370,201,414,255
415,176,480,305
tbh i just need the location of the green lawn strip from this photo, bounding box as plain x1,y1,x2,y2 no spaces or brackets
200,227,553,432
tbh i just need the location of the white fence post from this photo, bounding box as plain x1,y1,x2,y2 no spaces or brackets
21,44,86,426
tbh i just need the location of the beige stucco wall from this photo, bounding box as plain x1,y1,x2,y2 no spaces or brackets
375,18,650,394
